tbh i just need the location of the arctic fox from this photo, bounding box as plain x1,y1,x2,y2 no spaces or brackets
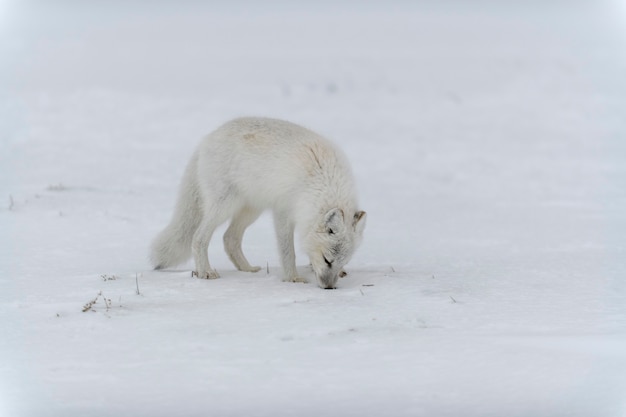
150,117,366,289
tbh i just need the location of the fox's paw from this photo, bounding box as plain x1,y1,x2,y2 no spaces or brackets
241,266,262,273
192,270,220,280
283,276,308,284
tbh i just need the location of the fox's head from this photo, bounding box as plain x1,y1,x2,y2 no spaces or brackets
305,208,367,289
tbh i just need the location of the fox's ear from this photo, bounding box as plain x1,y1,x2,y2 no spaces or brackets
353,210,367,234
324,208,344,234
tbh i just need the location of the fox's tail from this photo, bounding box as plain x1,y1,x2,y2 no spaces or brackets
150,152,202,270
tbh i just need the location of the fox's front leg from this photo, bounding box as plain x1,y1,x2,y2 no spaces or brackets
273,211,307,283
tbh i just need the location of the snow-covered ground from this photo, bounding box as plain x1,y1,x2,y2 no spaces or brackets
2,2,626,416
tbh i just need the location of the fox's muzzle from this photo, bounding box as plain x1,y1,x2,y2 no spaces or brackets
317,271,339,289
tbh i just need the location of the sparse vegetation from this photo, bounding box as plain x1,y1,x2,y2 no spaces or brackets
82,291,112,313
135,273,142,295
101,274,118,281
47,183,67,191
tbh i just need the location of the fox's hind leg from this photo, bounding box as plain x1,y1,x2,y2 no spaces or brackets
224,206,262,272
191,216,221,279
192,200,237,280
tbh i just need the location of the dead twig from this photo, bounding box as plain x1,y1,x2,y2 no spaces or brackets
135,273,141,295
82,291,113,312
82,291,102,312
103,295,112,312
47,183,67,191
101,274,118,281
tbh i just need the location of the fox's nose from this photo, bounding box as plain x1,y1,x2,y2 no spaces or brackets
318,272,338,289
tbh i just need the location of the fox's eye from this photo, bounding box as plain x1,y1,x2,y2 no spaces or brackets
328,228,335,235
323,255,333,268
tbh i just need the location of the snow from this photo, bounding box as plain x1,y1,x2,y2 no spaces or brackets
1,2,626,416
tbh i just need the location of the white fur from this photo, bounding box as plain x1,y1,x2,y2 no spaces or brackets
150,117,366,289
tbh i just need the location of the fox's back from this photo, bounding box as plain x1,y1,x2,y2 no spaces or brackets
208,117,328,161
196,117,355,208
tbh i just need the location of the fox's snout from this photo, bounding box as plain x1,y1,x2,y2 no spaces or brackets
316,271,339,290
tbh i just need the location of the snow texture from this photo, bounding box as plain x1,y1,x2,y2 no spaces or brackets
1,2,626,416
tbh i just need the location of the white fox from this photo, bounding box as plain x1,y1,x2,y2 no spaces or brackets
150,117,366,289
